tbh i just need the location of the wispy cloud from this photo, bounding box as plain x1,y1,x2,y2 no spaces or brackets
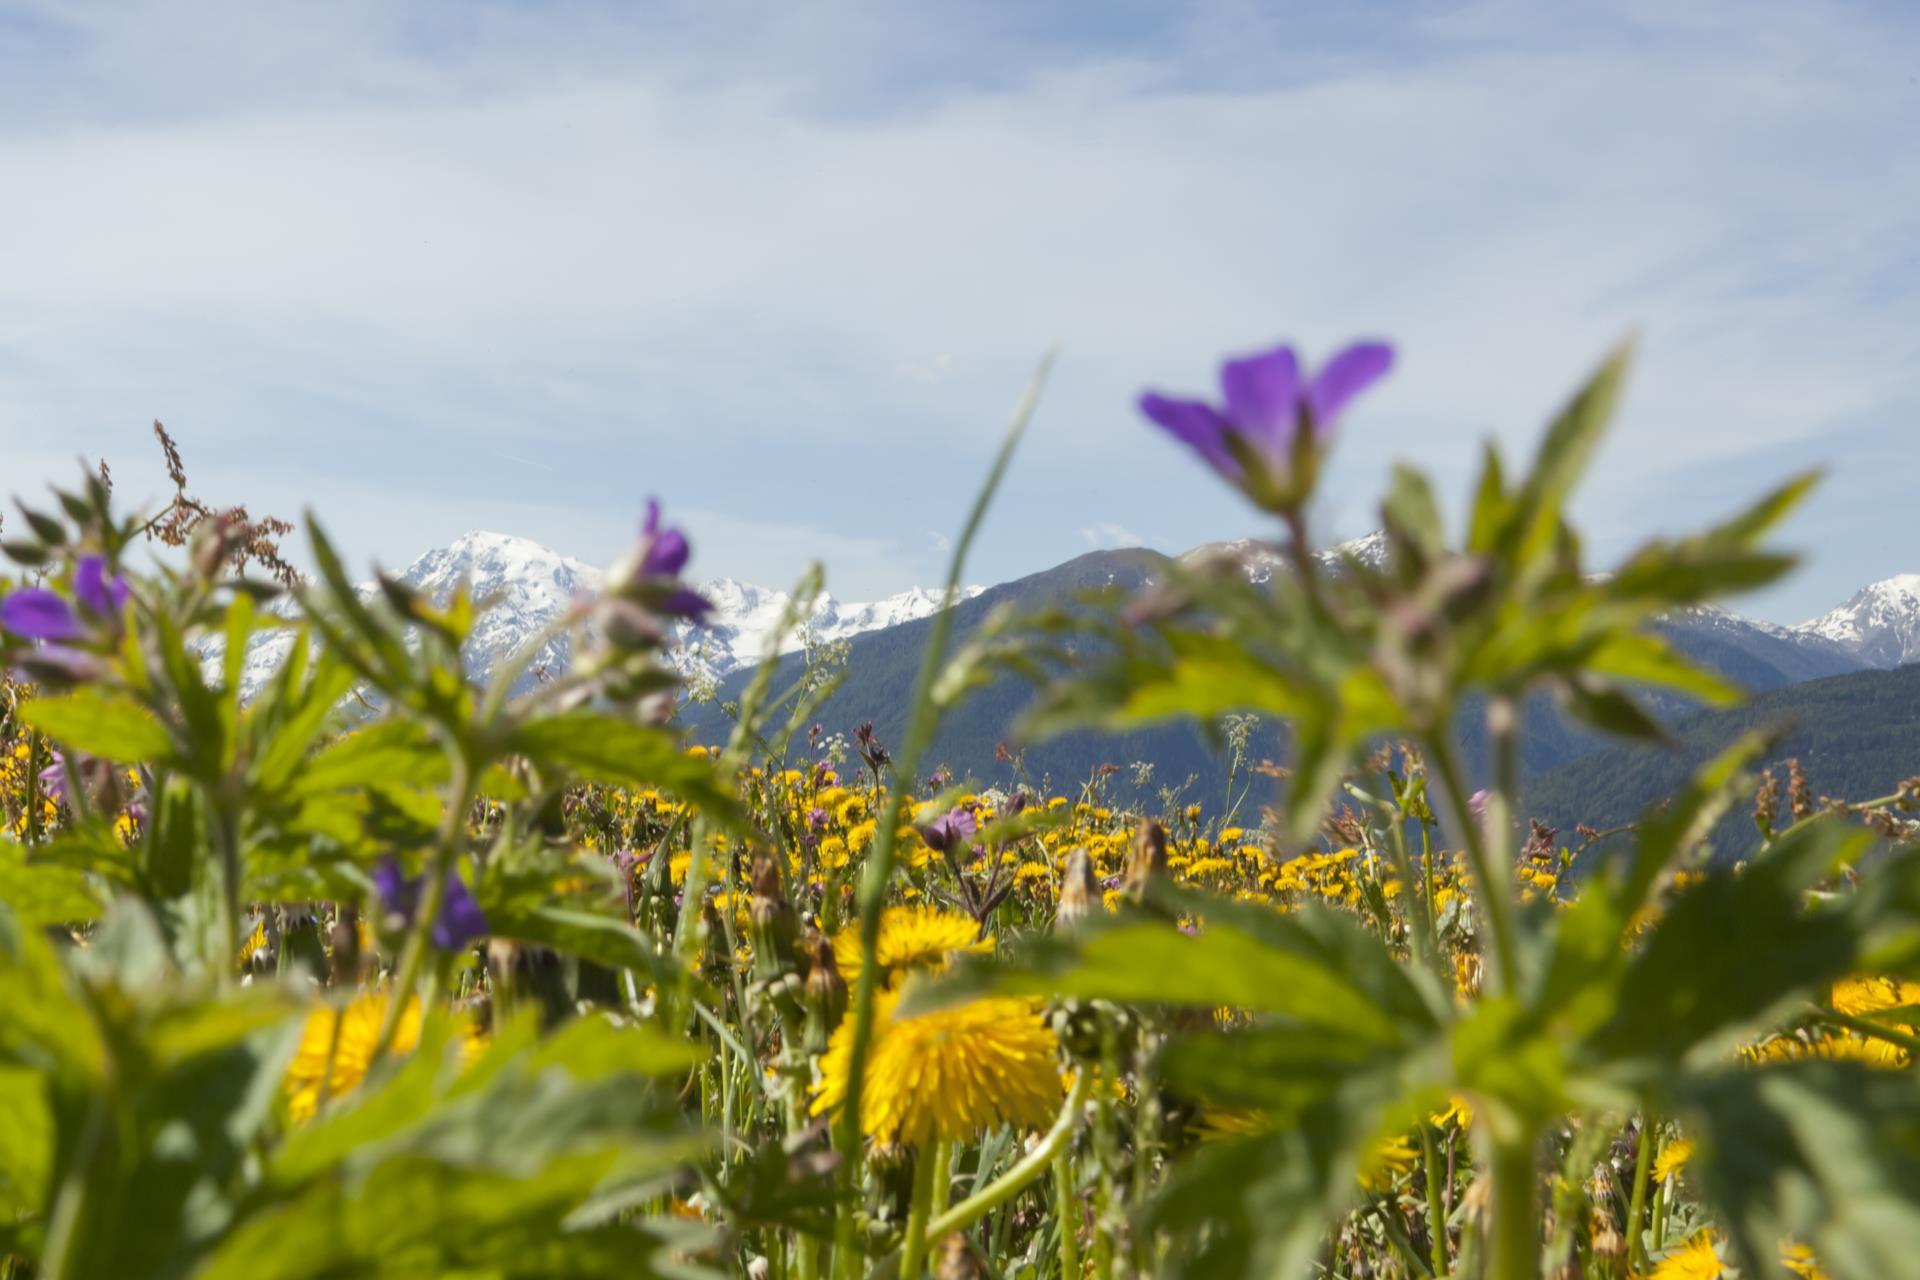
0,0,1913,619
1080,522,1144,550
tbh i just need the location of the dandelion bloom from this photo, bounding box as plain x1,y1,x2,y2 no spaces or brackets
812,987,1061,1145
284,992,423,1123
1651,1231,1725,1280
832,905,989,986
1139,340,1392,506
1653,1136,1695,1186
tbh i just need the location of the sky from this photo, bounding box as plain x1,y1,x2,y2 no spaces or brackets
0,0,1916,623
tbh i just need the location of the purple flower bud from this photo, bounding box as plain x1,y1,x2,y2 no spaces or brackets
635,500,691,577
2,589,81,641
807,807,829,831
73,556,129,619
922,807,977,854
38,757,66,803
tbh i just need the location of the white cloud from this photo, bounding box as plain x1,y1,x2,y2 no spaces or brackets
0,0,1913,619
1080,522,1144,550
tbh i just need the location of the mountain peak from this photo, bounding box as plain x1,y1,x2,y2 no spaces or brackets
1797,574,1920,668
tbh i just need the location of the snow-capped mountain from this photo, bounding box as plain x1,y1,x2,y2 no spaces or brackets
219,531,983,698
1181,531,1390,583
1797,575,1920,668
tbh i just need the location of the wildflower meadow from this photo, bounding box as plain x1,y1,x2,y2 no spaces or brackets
4,338,1920,1280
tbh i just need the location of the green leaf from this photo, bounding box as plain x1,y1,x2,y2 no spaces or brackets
910,887,1442,1047
483,903,688,992
1590,821,1871,1070
293,719,449,796
1679,1062,1920,1280
1507,340,1633,572
0,841,106,926
20,688,173,762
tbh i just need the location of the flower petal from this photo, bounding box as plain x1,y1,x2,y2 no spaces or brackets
1,589,81,641
1306,342,1395,436
74,556,126,617
1138,393,1240,481
1218,346,1301,451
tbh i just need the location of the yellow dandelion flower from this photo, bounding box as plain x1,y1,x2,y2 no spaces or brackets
1653,1137,1695,1186
1358,1135,1420,1191
284,992,422,1123
239,919,269,968
1651,1232,1725,1280
1832,975,1920,1023
1431,1095,1473,1130
812,987,1061,1145
1780,1240,1830,1280
833,906,989,986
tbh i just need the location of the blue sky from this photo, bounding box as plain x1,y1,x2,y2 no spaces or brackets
1,0,1916,622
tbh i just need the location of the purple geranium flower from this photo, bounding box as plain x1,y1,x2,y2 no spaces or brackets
2,589,80,641
433,872,490,950
921,806,977,854
374,856,489,950
1139,340,1393,505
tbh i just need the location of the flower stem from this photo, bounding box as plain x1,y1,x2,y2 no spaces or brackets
901,1139,944,1279
1625,1114,1655,1274
1054,1144,1081,1280
831,356,1050,1279
1488,1134,1539,1280
371,753,474,1063
1419,1122,1451,1276
926,1071,1090,1242
1426,732,1520,995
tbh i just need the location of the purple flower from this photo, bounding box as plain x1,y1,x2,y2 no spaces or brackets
74,556,129,619
38,757,66,803
922,807,977,854
807,807,829,831
2,589,80,641
638,500,691,579
1467,788,1491,820
433,872,490,950
1139,341,1393,505
373,857,420,921
374,856,489,950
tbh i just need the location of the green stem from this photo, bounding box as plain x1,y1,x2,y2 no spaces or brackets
925,1071,1090,1241
1625,1114,1655,1274
1420,1122,1451,1276
1427,734,1520,996
930,1137,954,1219
371,753,475,1063
901,1140,944,1279
831,355,1051,1277
1055,1145,1081,1280
1819,1005,1920,1057
1488,1135,1539,1280
1650,1177,1669,1256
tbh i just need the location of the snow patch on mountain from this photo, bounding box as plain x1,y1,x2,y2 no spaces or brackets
1797,575,1920,668
217,531,981,698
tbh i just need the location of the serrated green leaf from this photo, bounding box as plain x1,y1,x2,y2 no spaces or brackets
20,688,173,763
